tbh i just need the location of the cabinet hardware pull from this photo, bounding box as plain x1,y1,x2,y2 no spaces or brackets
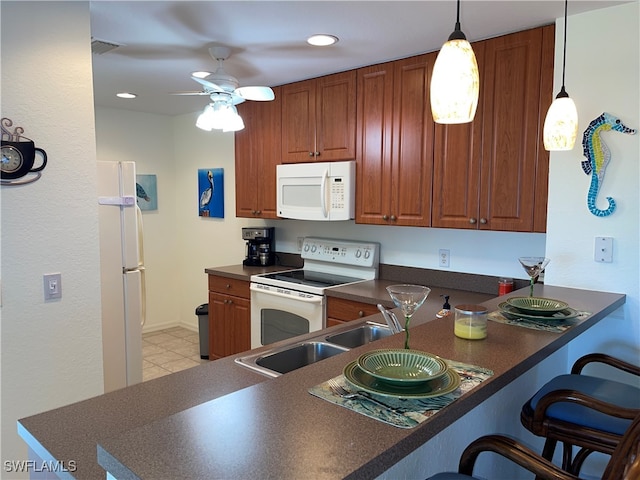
358,310,364,317
382,214,389,220
309,152,314,157
480,218,487,224
469,218,477,224
226,284,231,289
315,151,320,156
390,215,397,221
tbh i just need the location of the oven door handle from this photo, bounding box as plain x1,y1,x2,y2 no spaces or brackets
251,284,324,304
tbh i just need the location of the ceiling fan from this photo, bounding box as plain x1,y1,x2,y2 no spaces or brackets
174,45,275,105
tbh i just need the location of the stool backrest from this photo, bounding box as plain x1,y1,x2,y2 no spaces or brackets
604,412,640,480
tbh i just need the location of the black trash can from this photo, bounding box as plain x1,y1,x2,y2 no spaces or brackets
195,303,209,359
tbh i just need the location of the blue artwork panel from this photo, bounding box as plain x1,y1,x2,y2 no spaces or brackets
198,168,224,218
136,174,158,211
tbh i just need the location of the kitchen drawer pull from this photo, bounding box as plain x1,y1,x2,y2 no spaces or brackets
390,215,397,221
469,218,477,224
480,218,487,224
308,151,314,157
358,310,364,317
382,214,389,221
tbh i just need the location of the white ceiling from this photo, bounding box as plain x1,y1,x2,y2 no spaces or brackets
90,1,625,117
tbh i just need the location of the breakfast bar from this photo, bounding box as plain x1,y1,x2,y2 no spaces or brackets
18,283,623,480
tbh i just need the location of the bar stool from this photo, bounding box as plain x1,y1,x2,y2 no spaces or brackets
427,412,640,479
520,353,640,475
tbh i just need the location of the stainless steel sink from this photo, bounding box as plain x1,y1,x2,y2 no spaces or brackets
325,324,394,348
234,321,392,377
235,341,348,377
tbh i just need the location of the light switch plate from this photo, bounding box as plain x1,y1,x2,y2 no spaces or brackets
44,273,62,300
594,237,613,263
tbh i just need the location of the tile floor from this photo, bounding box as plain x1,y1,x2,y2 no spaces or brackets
142,326,209,382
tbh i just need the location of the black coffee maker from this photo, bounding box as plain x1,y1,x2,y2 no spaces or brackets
242,227,275,266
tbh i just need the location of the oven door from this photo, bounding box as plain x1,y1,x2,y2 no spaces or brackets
250,283,325,349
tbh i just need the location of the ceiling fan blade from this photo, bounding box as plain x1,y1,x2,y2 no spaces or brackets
235,86,275,101
191,76,225,93
170,91,211,96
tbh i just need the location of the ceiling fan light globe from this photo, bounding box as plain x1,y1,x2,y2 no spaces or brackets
430,39,479,124
196,104,215,131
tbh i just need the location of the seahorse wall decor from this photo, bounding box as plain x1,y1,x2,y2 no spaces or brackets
581,112,636,217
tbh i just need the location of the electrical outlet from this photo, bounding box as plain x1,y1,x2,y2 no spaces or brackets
44,273,62,300
439,249,450,268
297,237,304,252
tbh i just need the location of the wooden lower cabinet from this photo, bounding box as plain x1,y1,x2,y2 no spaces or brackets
208,276,251,360
326,297,380,327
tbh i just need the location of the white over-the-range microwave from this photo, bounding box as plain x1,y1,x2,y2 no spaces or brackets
276,160,355,221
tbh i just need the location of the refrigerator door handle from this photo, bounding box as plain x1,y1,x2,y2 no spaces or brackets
98,195,136,206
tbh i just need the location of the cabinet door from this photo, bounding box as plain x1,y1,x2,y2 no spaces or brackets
281,71,356,163
479,26,550,232
432,43,486,229
235,87,281,219
209,291,227,360
316,70,357,161
226,295,251,356
327,297,380,322
390,54,435,227
208,291,250,359
281,79,316,163
235,102,258,218
355,62,394,225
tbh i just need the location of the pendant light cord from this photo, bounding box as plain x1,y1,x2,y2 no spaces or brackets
561,0,568,89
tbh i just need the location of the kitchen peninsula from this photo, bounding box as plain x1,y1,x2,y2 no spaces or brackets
18,284,624,479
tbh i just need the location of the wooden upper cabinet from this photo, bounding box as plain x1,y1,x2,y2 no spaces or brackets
235,86,281,219
281,71,356,163
432,25,553,232
356,54,435,226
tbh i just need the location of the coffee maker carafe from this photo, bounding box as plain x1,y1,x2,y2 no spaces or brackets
242,227,275,266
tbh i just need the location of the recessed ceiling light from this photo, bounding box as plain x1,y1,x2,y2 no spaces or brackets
192,71,212,79
116,92,137,99
307,34,339,47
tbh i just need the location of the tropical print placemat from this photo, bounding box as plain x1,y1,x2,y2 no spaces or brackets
308,359,493,429
488,310,590,333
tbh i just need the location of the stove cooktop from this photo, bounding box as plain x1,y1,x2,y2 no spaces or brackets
260,269,364,289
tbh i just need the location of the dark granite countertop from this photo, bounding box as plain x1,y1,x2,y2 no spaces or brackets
18,280,625,479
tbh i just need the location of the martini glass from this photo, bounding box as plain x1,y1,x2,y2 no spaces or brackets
386,284,431,350
518,257,551,297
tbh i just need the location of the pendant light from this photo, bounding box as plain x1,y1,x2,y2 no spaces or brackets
430,0,479,124
543,0,578,150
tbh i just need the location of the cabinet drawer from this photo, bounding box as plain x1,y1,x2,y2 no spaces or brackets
327,297,379,322
208,275,250,299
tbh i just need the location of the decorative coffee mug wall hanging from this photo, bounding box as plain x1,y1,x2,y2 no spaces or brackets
1,117,48,186
581,112,636,217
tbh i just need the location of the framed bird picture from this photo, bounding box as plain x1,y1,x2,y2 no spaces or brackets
136,174,158,211
198,168,224,218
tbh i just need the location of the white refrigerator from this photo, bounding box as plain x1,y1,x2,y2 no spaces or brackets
97,161,146,392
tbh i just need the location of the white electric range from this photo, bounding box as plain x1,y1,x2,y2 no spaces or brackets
250,237,379,348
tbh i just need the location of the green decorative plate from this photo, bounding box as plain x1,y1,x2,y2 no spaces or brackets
506,296,569,316
357,349,448,386
498,302,580,321
343,360,461,399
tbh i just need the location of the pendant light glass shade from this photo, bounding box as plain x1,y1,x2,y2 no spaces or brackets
543,0,577,151
543,89,578,150
430,0,479,124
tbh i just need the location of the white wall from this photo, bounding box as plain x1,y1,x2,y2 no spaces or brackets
1,0,104,472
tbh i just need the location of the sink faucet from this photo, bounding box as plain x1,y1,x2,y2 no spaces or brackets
377,304,403,334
